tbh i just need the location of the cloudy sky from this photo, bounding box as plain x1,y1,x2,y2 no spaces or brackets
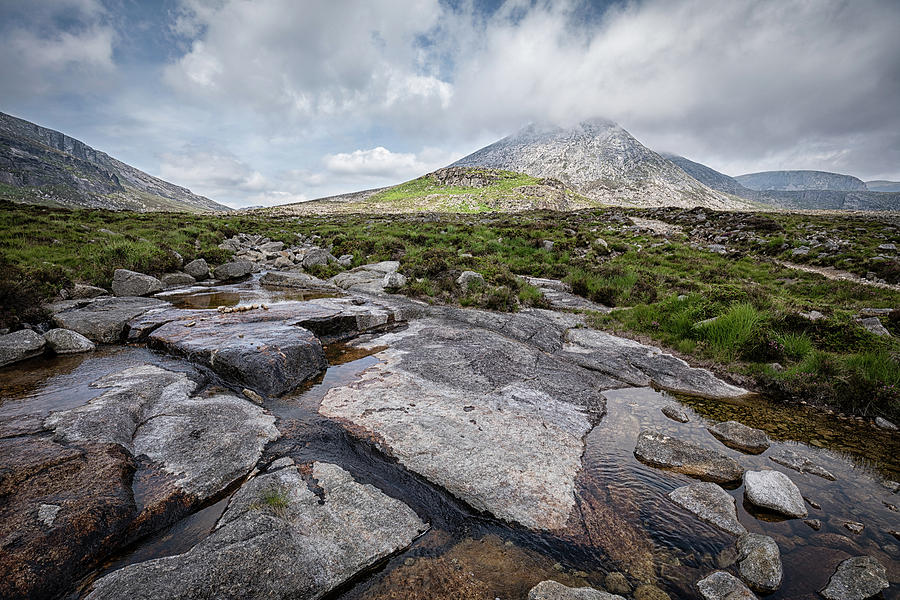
1,0,898,208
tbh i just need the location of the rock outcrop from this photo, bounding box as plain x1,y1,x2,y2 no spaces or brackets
85,461,427,600
634,430,744,483
51,296,167,342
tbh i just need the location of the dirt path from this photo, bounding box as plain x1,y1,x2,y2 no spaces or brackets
775,259,900,292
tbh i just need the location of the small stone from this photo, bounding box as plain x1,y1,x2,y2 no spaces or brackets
183,258,210,280
820,556,889,600
844,521,864,534
71,283,109,299
37,503,61,527
736,533,782,593
661,404,690,423
744,470,807,518
799,310,825,321
160,272,196,288
874,417,897,431
708,421,769,454
804,495,821,510
856,316,890,337
541,240,555,251
242,389,264,405
43,329,95,354
382,272,407,289
457,270,486,291
696,571,757,600
792,246,810,256
804,519,822,530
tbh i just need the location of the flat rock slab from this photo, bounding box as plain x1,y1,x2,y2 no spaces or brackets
149,317,327,396
86,461,427,600
45,365,279,499
0,438,136,600
560,328,748,399
331,260,401,294
521,276,612,313
321,318,608,531
669,482,746,536
820,556,889,600
737,533,783,593
743,470,807,518
697,571,758,600
634,430,744,484
708,421,769,454
51,296,167,342
528,580,625,599
769,448,836,480
0,328,46,367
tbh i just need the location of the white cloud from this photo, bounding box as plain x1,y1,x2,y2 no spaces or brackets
324,147,426,178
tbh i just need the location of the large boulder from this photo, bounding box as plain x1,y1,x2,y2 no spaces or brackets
0,329,46,367
708,421,769,454
736,533,782,592
51,296,167,343
561,328,748,399
634,430,744,483
159,272,196,288
214,260,253,280
111,269,163,297
820,556,889,600
43,328,95,354
259,271,338,291
302,247,334,268
528,580,625,599
696,571,757,600
331,261,401,294
320,317,608,531
182,258,209,280
85,461,426,600
669,482,746,536
70,283,109,299
743,470,807,518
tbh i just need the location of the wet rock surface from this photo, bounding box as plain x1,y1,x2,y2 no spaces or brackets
661,404,690,423
696,571,758,600
769,448,836,480
708,421,770,454
634,430,744,483
669,482,746,535
0,328,46,366
736,532,783,592
820,555,889,600
43,328,95,354
51,296,167,342
320,317,607,530
528,580,624,599
743,470,808,518
85,461,427,600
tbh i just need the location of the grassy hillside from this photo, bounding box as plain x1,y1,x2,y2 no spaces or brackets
1,200,898,420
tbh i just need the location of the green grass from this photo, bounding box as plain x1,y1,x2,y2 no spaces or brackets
698,303,765,360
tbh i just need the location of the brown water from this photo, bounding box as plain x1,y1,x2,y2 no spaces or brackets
156,273,340,309
3,277,898,599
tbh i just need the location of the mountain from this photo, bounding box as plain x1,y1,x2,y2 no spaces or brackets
0,111,228,212
451,119,749,210
735,170,867,192
664,154,899,211
866,180,900,192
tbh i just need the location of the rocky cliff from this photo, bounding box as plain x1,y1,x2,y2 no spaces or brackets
736,170,868,192
451,119,749,210
0,112,229,212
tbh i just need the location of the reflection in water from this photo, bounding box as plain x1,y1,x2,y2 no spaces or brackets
159,273,341,310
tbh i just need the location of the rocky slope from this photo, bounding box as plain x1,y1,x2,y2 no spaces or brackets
736,170,868,192
666,154,900,211
866,180,900,192
0,112,228,212
450,119,749,210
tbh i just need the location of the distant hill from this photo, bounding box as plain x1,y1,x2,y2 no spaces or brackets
866,180,900,192
663,154,899,211
451,119,749,210
0,111,229,212
736,170,867,192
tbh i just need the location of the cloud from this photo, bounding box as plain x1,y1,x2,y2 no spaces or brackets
324,147,429,178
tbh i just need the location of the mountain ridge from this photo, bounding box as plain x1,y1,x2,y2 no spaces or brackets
0,111,229,212
736,170,868,192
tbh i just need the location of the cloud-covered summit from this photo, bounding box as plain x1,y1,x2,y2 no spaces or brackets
1,0,898,208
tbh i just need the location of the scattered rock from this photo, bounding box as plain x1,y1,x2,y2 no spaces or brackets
214,260,253,280
37,503,62,527
528,580,624,600
259,271,337,291
877,243,897,251
42,328,95,354
111,269,164,297
769,448,836,480
331,261,402,294
799,309,825,321
792,246,810,256
51,296,167,343
736,533,783,592
708,421,769,454
70,283,109,299
561,328,748,399
874,416,897,431
302,247,333,268
242,388,264,404
383,271,407,289
183,258,209,280
855,316,890,337
85,461,427,600
592,238,610,254
160,272,196,288
457,270,485,291
820,556,889,600
805,519,822,530
661,404,690,423
542,240,555,251
844,521,864,534
0,328,46,367
669,482,746,535
743,470,807,518
697,571,757,600
634,430,744,484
